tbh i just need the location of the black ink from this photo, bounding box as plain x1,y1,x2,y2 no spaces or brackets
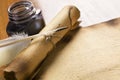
6,1,45,36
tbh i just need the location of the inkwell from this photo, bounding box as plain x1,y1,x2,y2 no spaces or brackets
6,0,45,36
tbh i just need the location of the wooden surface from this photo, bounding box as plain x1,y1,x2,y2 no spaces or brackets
0,0,15,39
33,17,120,80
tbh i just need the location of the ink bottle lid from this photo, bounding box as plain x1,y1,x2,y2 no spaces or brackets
6,1,45,36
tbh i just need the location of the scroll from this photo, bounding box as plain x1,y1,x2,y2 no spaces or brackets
0,6,80,80
1,2,120,80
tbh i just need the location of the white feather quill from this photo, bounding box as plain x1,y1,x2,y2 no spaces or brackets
0,26,67,67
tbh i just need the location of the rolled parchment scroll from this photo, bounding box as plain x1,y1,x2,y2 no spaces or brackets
2,5,80,80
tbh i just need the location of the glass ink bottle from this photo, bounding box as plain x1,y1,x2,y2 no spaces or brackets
6,1,45,36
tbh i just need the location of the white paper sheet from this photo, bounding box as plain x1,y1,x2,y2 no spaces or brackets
39,0,120,26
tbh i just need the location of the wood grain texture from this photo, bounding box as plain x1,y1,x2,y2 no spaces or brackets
0,0,18,39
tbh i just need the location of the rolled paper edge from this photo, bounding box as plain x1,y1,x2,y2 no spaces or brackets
2,5,80,80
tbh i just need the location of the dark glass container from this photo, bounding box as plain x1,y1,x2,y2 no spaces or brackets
6,1,45,36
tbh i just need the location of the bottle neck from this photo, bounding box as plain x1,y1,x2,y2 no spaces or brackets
8,1,36,24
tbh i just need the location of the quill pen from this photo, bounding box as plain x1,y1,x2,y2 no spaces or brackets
0,26,68,47
0,27,67,66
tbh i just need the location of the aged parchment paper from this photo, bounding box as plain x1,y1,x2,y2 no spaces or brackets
33,18,120,80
